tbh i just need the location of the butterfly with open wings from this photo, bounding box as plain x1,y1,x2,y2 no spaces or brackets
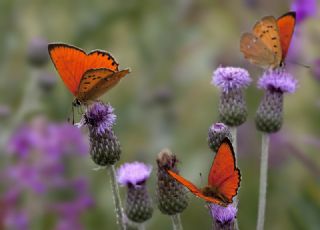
48,43,130,107
167,138,241,207
240,12,296,69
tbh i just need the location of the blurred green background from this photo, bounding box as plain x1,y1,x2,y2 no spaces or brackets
0,0,319,229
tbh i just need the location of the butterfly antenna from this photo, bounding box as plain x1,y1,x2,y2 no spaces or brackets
288,60,311,69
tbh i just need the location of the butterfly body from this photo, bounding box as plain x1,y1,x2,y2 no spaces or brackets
201,185,230,204
240,12,296,69
167,138,240,207
48,43,130,106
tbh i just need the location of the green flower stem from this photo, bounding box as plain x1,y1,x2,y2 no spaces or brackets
171,214,183,230
107,165,126,230
229,127,239,230
230,127,237,155
257,133,270,230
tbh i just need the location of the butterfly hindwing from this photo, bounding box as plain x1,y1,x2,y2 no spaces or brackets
277,11,296,62
252,15,282,67
77,68,130,103
166,170,225,206
240,33,277,68
208,138,240,203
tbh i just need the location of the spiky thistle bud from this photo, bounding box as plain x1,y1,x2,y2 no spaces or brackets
83,102,121,166
156,149,188,215
255,69,297,133
209,204,237,230
117,162,153,223
208,123,233,152
212,66,251,127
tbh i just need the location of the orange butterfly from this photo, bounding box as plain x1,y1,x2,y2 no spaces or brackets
167,138,241,207
48,43,130,106
240,11,296,69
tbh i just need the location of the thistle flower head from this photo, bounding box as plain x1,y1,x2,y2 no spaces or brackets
117,162,152,188
117,162,153,223
83,102,121,166
209,203,237,226
85,102,116,135
156,149,188,215
208,123,233,152
258,69,297,94
212,66,251,93
255,69,297,133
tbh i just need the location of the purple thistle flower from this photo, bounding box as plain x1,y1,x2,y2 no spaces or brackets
291,0,317,23
209,203,237,228
117,162,153,223
212,66,252,126
83,102,121,166
85,102,116,135
256,69,297,133
258,69,297,94
212,66,251,93
117,162,152,187
7,125,39,158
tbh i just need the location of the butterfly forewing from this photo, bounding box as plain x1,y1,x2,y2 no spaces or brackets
240,33,277,68
277,12,296,62
76,68,130,103
167,170,225,206
48,44,87,95
208,139,240,203
252,16,282,67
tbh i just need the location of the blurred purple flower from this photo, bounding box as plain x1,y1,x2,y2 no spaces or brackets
117,162,152,187
3,117,92,229
291,0,317,23
258,69,297,93
4,209,29,230
211,66,251,93
27,37,49,67
7,125,39,158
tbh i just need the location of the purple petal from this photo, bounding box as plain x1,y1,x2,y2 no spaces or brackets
258,69,298,93
117,162,152,187
209,203,237,224
212,66,251,92
85,102,116,135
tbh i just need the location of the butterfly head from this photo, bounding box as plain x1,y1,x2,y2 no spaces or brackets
201,185,230,206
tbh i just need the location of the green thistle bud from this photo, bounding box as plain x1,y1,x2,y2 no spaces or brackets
208,123,233,152
156,149,188,215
